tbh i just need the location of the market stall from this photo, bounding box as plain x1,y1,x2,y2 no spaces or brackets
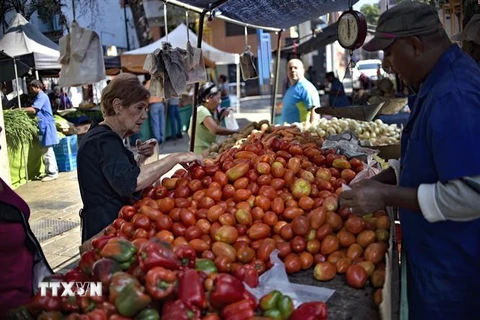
10,120,400,319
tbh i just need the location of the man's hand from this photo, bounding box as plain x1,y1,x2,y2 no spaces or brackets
339,179,387,215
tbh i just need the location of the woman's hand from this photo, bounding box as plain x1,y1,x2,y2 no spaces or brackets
136,139,157,158
176,152,204,168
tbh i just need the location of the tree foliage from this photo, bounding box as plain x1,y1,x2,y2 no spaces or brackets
360,3,380,26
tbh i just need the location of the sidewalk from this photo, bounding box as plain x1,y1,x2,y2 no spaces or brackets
15,96,273,273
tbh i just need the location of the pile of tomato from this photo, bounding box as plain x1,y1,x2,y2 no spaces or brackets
105,127,389,305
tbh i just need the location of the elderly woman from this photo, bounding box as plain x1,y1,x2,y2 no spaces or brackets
188,82,239,155
77,73,203,242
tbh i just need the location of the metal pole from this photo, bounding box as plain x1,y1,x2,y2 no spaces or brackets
13,57,29,182
72,0,76,21
236,61,240,114
271,30,282,125
189,9,207,152
124,0,131,50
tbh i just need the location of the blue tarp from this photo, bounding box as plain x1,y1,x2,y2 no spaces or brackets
177,0,358,29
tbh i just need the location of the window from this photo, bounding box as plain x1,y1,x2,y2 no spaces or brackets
225,23,257,37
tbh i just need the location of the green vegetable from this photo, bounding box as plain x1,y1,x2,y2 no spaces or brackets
3,110,38,152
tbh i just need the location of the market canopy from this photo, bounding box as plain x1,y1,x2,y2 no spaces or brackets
281,22,339,55
0,13,61,70
167,0,358,30
0,51,30,82
121,23,236,73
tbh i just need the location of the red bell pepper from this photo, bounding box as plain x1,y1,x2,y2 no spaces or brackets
119,205,137,221
162,300,201,320
144,266,177,300
174,245,197,269
37,311,64,320
209,274,245,309
91,234,116,253
97,301,117,317
243,290,258,310
233,264,259,288
26,291,62,315
178,269,207,309
138,239,180,271
65,267,91,283
92,258,122,291
222,299,255,320
289,301,328,320
61,296,80,313
78,250,97,276
85,309,108,320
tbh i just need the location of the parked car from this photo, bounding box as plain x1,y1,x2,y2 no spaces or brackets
352,59,388,89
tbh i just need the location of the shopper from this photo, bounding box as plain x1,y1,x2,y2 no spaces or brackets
218,74,231,108
144,74,165,144
0,125,53,318
280,59,320,124
325,71,350,107
167,96,183,139
452,14,480,67
24,80,59,182
339,2,480,319
188,82,239,155
77,73,203,242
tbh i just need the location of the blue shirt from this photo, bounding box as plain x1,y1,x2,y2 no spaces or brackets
33,91,58,147
280,78,320,123
399,45,480,318
328,79,350,107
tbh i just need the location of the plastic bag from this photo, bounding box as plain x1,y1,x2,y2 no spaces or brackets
349,155,382,185
239,46,258,80
224,112,239,130
246,250,335,307
321,131,378,161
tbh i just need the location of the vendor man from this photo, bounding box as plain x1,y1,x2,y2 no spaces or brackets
452,14,480,67
280,59,320,124
339,2,480,319
23,80,59,181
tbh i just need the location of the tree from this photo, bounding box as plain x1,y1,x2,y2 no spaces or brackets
1,0,101,33
360,3,380,26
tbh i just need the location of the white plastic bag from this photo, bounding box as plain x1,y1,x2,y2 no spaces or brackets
246,250,335,307
349,155,382,185
224,112,239,130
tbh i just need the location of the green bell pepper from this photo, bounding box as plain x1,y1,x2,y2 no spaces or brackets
134,308,160,320
278,295,294,320
195,258,217,275
259,290,282,311
264,309,283,320
100,238,137,270
115,283,151,317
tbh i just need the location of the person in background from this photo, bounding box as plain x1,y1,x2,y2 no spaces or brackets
0,125,53,318
77,73,203,242
339,2,480,318
167,96,183,139
0,82,9,107
189,82,239,155
306,66,318,89
51,86,73,112
325,72,350,107
144,74,165,144
451,14,480,67
280,59,320,124
217,75,231,109
23,80,59,182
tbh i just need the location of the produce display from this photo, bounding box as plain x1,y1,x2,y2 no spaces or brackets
13,125,392,319
11,236,328,320
303,118,401,146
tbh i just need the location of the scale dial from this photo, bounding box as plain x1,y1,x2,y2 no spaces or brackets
337,10,367,50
